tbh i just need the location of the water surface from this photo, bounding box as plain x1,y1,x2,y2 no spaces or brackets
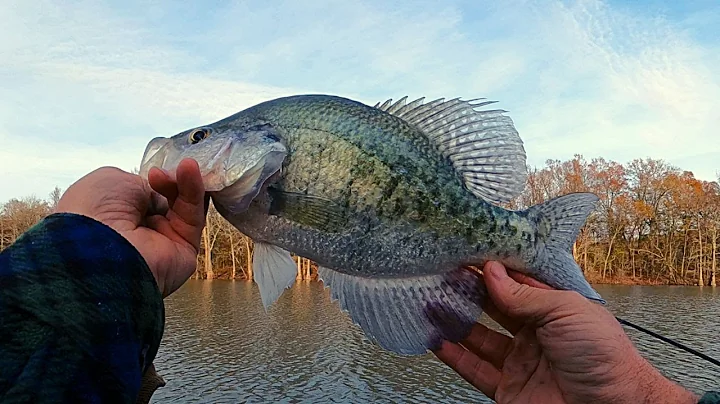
151,281,720,403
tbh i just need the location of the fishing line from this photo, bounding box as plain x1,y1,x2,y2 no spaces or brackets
616,316,720,368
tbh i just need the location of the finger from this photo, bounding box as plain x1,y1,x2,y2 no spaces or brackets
433,340,501,399
460,323,512,370
484,261,582,327
466,265,551,290
507,270,554,290
144,215,187,251
481,271,551,335
483,298,538,337
174,158,206,223
148,167,178,208
166,158,206,249
477,267,551,335
461,265,544,336
148,190,169,217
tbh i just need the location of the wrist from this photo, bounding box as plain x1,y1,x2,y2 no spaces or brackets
116,229,168,298
629,355,698,404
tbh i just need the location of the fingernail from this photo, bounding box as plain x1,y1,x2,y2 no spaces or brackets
487,262,508,280
150,166,168,177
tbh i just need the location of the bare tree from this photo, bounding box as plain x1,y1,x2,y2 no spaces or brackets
48,186,63,212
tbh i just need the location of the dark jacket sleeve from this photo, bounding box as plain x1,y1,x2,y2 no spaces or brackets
0,213,164,404
700,392,720,404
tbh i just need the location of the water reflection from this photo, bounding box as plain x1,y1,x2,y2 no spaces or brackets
594,285,720,393
152,281,720,403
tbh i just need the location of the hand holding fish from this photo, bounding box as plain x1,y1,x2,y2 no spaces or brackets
434,261,699,404
56,158,208,297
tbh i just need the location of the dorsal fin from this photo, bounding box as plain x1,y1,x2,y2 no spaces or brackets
375,96,527,206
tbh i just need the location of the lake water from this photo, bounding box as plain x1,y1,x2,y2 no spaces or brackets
151,280,720,403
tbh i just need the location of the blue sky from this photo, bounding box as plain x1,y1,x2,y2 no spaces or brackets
1,0,718,202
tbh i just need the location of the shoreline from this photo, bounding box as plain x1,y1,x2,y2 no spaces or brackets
192,271,713,287
585,274,710,286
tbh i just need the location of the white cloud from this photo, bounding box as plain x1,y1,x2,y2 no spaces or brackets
0,0,718,203
0,65,307,201
497,0,720,179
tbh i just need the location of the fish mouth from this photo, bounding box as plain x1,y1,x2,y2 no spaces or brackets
139,137,171,180
138,135,287,211
138,138,262,191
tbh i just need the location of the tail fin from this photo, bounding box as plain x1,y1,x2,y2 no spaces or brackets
525,193,605,304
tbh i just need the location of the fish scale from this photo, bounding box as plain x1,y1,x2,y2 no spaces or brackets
139,93,604,355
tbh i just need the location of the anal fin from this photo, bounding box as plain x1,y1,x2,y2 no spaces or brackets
253,242,297,309
318,267,486,355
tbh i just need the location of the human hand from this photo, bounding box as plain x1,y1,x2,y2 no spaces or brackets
56,159,208,297
433,261,698,404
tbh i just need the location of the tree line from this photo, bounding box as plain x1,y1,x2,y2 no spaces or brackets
1,155,718,286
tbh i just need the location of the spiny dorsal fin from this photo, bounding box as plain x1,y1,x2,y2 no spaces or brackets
375,96,528,206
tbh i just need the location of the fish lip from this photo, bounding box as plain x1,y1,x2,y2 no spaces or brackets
138,137,171,179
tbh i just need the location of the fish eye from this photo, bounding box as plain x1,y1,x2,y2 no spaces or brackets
189,128,210,144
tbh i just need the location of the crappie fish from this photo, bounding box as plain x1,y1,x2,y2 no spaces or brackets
139,94,603,355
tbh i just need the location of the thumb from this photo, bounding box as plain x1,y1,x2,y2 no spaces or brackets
483,261,581,327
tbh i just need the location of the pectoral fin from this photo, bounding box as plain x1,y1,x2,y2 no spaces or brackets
268,187,348,233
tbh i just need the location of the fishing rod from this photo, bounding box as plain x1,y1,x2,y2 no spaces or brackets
616,316,720,368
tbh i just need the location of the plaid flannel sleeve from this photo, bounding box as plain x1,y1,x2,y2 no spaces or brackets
0,213,164,404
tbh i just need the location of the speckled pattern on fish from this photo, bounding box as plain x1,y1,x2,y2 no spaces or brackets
139,93,603,355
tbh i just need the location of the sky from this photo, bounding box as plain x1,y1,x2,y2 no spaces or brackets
1,0,718,202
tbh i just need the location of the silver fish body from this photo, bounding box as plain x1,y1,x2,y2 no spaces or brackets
140,94,602,355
